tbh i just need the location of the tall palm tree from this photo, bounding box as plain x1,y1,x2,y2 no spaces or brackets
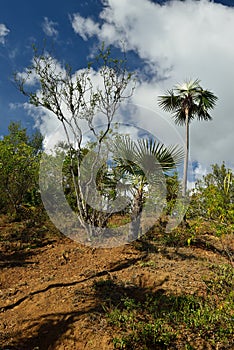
158,79,218,197
112,135,184,239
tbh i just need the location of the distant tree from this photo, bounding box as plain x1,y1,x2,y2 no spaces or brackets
7,121,43,153
158,79,218,197
189,163,234,223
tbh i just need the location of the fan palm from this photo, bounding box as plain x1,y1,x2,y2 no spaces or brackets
158,79,218,196
111,135,184,239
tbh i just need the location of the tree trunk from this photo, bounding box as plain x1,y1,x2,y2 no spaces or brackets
129,213,142,241
182,109,189,197
128,187,143,241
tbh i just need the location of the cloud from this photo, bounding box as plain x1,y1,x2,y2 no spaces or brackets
69,0,234,172
70,13,101,40
187,162,208,190
16,70,39,87
0,23,10,44
42,17,58,37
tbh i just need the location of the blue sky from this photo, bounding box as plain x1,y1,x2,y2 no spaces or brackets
0,0,102,134
0,0,234,184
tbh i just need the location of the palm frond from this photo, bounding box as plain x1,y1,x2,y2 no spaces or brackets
158,90,181,112
158,79,217,126
196,89,218,121
112,136,184,178
175,78,201,95
111,135,142,177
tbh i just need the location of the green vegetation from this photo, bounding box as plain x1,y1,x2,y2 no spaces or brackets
189,163,234,225
93,263,233,349
0,122,43,220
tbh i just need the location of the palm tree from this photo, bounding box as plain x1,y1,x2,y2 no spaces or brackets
158,79,218,197
112,135,184,240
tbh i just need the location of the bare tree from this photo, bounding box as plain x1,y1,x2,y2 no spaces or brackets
15,44,135,239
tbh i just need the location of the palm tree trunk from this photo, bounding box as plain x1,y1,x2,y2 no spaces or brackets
128,187,143,241
182,109,189,197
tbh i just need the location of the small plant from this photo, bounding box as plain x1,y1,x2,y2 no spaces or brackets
104,269,234,350
160,226,191,247
204,264,233,296
113,337,127,349
138,260,157,268
122,297,139,311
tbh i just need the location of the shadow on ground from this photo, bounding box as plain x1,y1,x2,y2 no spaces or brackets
0,249,38,268
0,280,179,350
0,307,99,350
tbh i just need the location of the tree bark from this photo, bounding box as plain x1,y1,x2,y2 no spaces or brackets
128,187,143,241
182,109,189,197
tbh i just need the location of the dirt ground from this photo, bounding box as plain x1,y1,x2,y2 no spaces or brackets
0,216,233,350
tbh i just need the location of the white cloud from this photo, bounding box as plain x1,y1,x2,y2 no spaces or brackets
0,23,10,44
70,0,234,172
71,13,101,40
187,162,209,190
16,70,39,87
194,163,208,180
42,17,58,37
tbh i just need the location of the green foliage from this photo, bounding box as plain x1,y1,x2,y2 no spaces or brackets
165,172,180,215
0,122,43,217
112,135,184,177
189,163,234,224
